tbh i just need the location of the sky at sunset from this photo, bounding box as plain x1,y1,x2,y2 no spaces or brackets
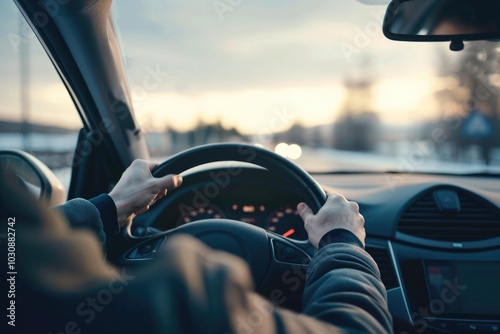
0,0,460,134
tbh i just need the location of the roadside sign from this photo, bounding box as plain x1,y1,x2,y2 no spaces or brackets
461,110,493,139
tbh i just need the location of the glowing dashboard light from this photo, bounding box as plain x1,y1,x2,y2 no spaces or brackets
288,144,302,160
242,205,255,213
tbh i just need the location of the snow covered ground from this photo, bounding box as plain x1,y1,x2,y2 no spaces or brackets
2,133,499,193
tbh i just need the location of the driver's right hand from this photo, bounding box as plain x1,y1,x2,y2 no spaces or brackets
297,193,366,248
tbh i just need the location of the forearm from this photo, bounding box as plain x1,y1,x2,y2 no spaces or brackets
89,194,119,236
54,198,108,245
54,194,119,246
302,242,393,334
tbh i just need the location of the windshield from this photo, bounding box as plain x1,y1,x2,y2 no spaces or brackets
112,0,500,174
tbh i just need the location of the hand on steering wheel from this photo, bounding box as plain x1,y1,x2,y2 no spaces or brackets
109,160,183,231
111,143,326,311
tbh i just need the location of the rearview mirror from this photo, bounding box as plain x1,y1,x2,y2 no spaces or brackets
0,150,65,206
383,0,500,51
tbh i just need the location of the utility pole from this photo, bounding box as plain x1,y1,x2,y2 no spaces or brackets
19,16,30,150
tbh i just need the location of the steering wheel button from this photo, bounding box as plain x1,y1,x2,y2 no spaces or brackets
272,239,311,265
281,247,297,260
138,242,155,256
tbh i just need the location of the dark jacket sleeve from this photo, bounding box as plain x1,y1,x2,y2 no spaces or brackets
53,194,118,246
301,241,393,333
89,194,119,236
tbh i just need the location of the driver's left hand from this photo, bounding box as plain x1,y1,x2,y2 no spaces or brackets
109,159,183,230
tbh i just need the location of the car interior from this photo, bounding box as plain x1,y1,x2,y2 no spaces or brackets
1,0,500,333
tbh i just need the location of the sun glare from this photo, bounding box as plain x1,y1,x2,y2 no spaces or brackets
372,77,437,125
134,85,346,134
135,76,440,133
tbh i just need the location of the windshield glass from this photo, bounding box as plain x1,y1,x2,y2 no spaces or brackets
112,0,500,174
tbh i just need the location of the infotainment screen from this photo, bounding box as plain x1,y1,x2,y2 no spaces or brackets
424,260,500,317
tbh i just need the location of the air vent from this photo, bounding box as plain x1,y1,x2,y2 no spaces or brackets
398,188,500,242
365,247,398,290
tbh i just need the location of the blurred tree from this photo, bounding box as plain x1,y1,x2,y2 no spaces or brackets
435,42,500,165
167,118,246,154
275,123,306,145
333,70,379,152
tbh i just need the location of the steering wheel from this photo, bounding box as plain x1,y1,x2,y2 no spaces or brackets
114,143,326,310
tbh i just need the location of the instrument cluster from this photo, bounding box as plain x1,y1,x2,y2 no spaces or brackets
176,201,308,240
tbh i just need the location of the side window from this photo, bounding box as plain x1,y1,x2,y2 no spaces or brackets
0,2,81,190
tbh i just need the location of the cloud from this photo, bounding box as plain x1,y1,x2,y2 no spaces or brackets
112,0,392,94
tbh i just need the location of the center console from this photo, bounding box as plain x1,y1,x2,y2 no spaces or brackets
390,242,500,333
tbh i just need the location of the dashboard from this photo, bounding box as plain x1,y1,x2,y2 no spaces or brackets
136,167,310,241
134,165,500,334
